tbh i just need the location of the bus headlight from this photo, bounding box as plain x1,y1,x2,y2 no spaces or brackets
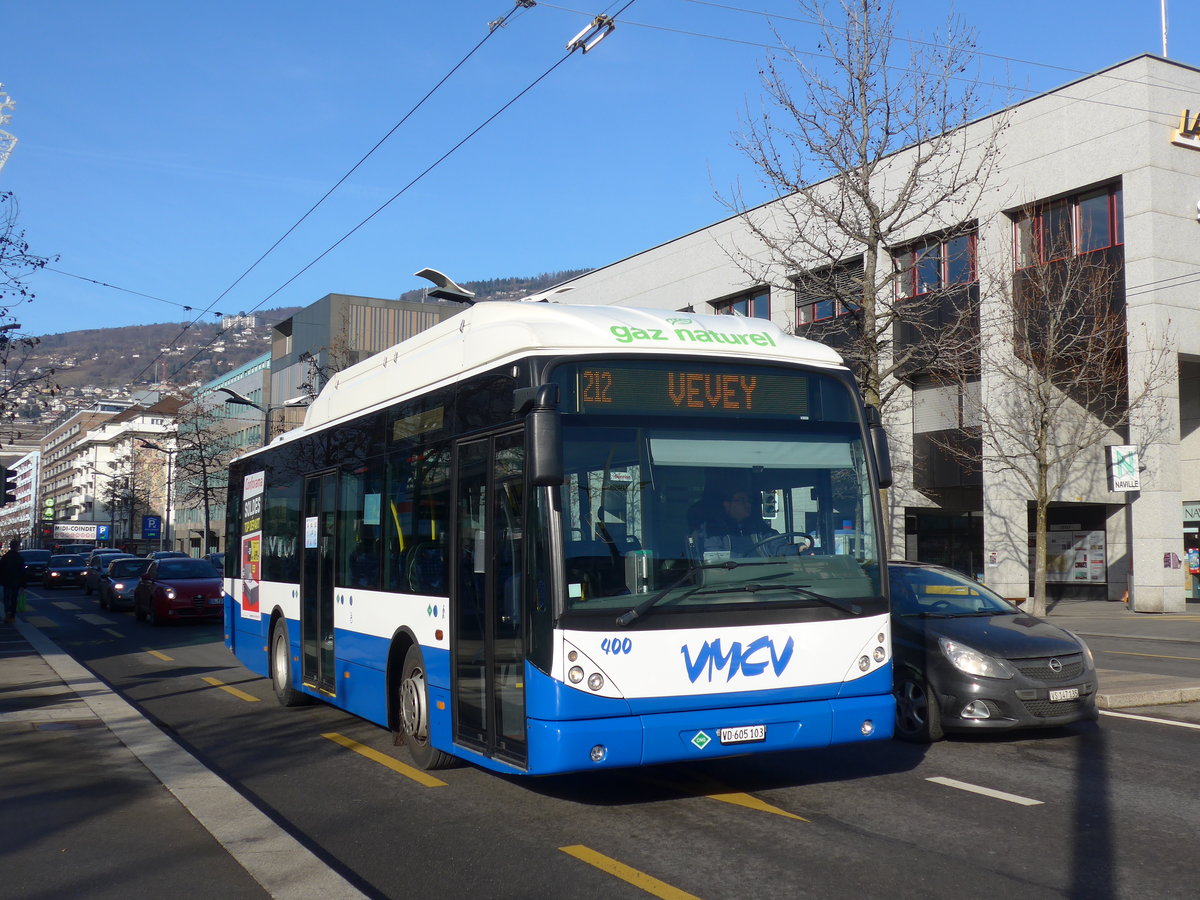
857,655,870,672
587,673,605,692
568,666,585,684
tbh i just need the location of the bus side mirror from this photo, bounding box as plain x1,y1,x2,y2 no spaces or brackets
523,385,564,487
865,405,893,490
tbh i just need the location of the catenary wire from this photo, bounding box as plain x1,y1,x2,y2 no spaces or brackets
160,1,639,385
119,1,535,390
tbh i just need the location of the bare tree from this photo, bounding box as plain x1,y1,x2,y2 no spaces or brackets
173,396,242,554
297,323,356,403
97,451,153,547
0,191,58,442
724,0,1004,414
934,231,1174,617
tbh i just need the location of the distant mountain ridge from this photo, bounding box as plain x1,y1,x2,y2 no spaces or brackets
27,268,592,402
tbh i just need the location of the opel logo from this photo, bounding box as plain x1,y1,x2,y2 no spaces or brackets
1048,658,1063,673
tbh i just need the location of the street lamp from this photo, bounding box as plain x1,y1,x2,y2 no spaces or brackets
139,440,175,552
218,388,310,445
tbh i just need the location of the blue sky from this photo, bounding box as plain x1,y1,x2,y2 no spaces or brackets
3,0,1196,336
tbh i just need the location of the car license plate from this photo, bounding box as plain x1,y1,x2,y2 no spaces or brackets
1049,687,1079,702
718,725,766,745
207,597,223,605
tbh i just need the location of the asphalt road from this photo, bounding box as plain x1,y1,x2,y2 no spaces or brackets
18,583,1200,900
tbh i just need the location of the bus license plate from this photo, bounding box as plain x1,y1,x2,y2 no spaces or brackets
719,725,766,745
1049,687,1079,702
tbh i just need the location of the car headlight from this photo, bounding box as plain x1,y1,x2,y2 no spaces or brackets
113,582,126,591
164,588,177,600
938,636,1014,679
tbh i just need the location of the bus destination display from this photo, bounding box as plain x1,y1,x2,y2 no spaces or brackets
563,363,810,417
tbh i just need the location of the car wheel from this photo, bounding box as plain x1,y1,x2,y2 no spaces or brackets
895,676,944,743
399,645,455,770
270,620,308,707
99,592,109,611
147,598,160,626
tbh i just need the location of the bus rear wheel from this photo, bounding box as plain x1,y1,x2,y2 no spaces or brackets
271,620,308,707
399,646,454,770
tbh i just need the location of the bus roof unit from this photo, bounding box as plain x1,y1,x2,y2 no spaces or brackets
301,303,844,435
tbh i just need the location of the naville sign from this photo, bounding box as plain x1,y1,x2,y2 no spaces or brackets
1109,445,1141,491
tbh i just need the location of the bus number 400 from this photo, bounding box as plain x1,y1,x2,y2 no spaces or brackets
601,637,633,655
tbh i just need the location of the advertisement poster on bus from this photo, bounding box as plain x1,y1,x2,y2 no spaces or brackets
241,471,264,620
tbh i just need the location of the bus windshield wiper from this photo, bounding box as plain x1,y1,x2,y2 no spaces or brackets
694,582,864,617
615,559,776,627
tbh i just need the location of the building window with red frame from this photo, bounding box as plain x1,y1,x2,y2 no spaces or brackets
895,230,977,299
713,288,770,320
1014,184,1123,268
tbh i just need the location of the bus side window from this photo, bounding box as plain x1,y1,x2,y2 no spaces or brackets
337,459,383,590
385,447,450,597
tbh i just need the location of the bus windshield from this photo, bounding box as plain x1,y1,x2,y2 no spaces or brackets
558,418,882,616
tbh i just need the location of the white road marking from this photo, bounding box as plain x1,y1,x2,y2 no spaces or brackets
1101,710,1200,731
927,776,1043,806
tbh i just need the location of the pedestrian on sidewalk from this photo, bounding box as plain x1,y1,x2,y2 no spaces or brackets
1,539,22,624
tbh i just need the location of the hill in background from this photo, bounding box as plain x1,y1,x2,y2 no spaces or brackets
20,268,592,428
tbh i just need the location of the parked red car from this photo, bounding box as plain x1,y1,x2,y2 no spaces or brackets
133,557,225,625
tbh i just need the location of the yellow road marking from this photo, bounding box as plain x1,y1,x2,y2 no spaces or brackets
649,775,808,821
321,732,447,788
146,649,174,661
560,845,700,899
202,676,260,703
1108,650,1200,662
701,788,808,820
23,615,56,628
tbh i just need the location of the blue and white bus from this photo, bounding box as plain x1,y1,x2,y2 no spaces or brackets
224,302,894,775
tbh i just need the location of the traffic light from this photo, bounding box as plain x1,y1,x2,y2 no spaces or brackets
0,466,15,507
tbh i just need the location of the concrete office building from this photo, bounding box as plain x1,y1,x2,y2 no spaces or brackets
548,55,1200,612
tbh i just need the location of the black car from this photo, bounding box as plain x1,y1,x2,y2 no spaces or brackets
889,561,1098,742
18,549,51,584
43,554,89,590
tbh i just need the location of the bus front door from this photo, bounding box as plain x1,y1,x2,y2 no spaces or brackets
301,471,337,695
452,432,528,768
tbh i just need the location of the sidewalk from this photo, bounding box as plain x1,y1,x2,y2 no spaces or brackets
1045,598,1200,709
0,616,367,900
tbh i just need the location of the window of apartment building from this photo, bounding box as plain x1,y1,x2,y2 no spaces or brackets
895,230,976,298
912,377,981,432
1015,184,1123,267
795,259,863,324
712,288,770,320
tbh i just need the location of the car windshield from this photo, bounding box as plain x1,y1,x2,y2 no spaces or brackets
110,559,151,577
50,555,86,567
890,566,1018,616
158,559,218,579
20,550,50,562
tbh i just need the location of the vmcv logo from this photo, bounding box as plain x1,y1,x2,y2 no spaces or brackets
681,636,795,683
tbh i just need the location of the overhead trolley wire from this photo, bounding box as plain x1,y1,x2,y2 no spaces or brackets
119,0,536,389
162,1,639,385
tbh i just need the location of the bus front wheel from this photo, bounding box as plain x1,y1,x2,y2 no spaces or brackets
399,645,454,770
